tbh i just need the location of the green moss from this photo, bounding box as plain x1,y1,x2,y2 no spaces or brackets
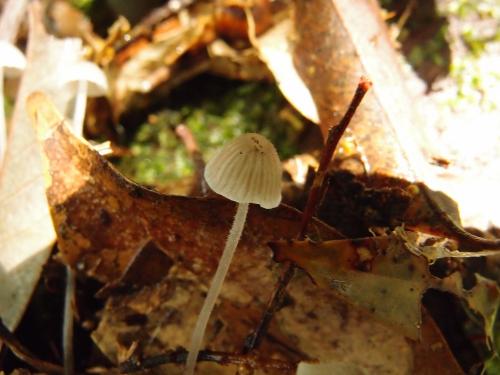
117,78,305,186
441,0,500,110
69,0,94,13
445,0,500,19
448,57,499,110
407,25,449,69
484,303,500,374
485,355,500,375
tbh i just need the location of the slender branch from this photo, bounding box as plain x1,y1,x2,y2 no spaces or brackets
0,318,64,374
298,77,372,238
175,124,206,195
242,77,372,353
120,348,297,373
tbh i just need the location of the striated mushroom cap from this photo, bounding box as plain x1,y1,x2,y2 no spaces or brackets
204,133,282,209
0,40,26,75
58,61,108,97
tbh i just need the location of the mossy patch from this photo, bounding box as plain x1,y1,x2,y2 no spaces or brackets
116,76,306,186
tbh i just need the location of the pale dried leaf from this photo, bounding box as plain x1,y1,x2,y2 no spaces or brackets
291,0,499,228
252,19,319,123
273,230,499,355
0,1,81,329
272,235,433,339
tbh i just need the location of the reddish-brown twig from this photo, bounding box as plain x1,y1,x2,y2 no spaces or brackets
242,77,372,353
175,123,207,195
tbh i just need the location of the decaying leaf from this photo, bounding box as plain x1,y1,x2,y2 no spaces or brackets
251,18,319,124
289,0,499,229
0,0,29,43
271,231,500,348
290,0,429,180
439,272,500,348
317,171,500,251
207,38,270,82
111,3,215,117
411,308,465,375
0,2,81,330
26,91,342,283
272,234,434,339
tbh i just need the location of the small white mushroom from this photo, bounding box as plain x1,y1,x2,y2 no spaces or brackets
59,60,108,136
185,133,282,375
0,40,26,166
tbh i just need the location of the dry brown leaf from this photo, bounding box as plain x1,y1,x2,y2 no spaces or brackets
411,309,465,375
290,0,429,180
0,1,81,330
439,272,500,347
271,232,499,336
296,361,366,375
26,91,341,283
271,234,434,339
288,0,499,229
252,18,319,124
317,171,500,250
271,231,498,372
110,3,215,117
28,92,420,374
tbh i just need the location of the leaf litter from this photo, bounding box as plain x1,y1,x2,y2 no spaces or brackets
23,88,476,374
1,0,499,374
271,229,500,343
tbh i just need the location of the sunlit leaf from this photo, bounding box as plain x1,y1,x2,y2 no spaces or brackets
272,230,500,345
271,234,433,339
0,2,81,330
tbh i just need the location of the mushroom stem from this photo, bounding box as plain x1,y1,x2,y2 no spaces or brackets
63,265,75,375
72,79,88,135
185,202,249,375
0,67,5,166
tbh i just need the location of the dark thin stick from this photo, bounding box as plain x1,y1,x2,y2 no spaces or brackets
119,348,297,373
0,318,64,374
175,123,207,195
63,265,75,375
243,77,372,353
298,77,373,238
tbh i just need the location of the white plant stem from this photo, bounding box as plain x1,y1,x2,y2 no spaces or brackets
72,79,88,135
185,202,249,375
63,265,76,375
64,80,87,375
0,67,5,167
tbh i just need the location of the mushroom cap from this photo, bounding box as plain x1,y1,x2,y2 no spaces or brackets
204,133,282,209
58,61,108,97
0,40,26,75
